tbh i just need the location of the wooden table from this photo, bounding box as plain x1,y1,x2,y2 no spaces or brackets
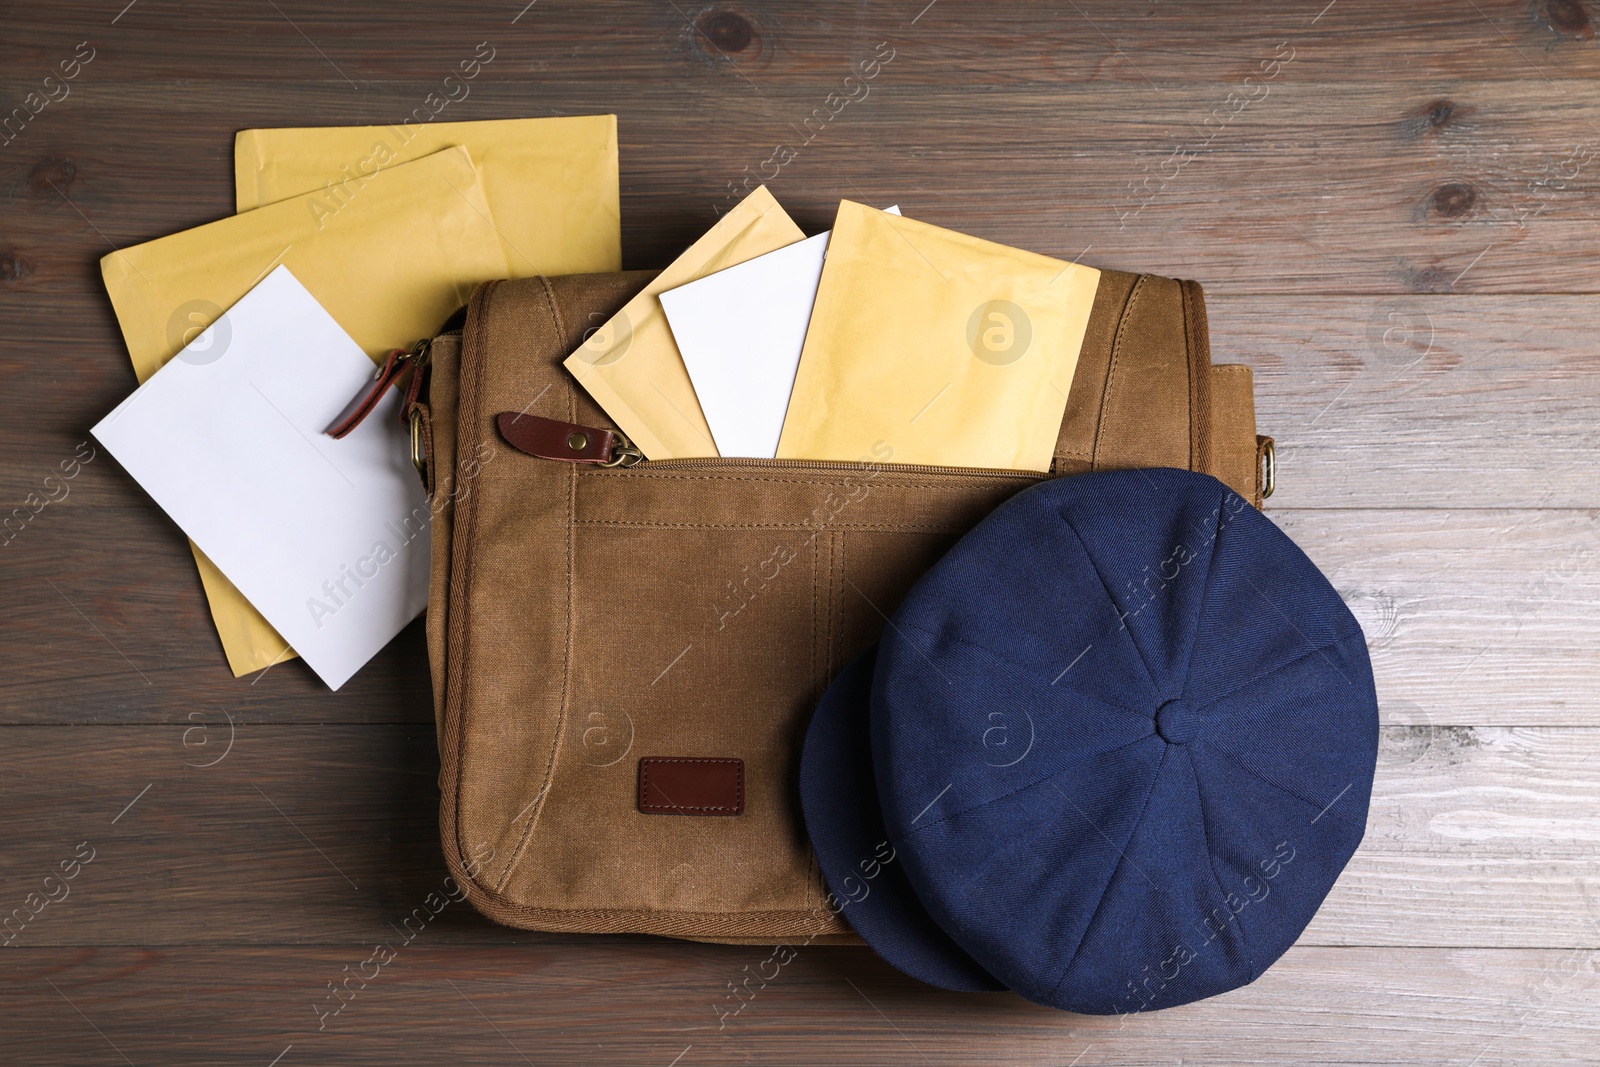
4,2,1598,1062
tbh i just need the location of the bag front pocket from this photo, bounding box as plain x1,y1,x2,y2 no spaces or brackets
483,458,1044,932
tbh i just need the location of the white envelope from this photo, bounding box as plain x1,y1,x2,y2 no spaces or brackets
92,266,430,690
660,205,900,458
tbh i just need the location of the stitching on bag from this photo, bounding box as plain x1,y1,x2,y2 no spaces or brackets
838,531,851,687
804,537,817,907
575,519,973,531
825,530,837,698
1183,279,1200,472
807,532,819,912
584,473,1036,490
1093,274,1146,467
414,405,435,497
438,289,844,933
1181,278,1213,482
811,532,821,741
466,887,852,921
805,536,817,876
639,758,744,812
494,276,577,894
446,280,496,890
472,901,846,921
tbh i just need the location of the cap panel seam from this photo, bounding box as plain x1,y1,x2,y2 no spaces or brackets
897,732,1158,842
1199,736,1368,835
1190,627,1363,716
1043,743,1172,1003
1178,487,1230,702
1054,510,1161,697
1189,628,1367,717
1188,747,1260,981
895,618,1155,724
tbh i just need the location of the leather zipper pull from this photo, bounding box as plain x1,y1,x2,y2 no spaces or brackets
325,341,427,439
496,412,642,467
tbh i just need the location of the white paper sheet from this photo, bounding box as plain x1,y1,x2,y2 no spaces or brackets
660,205,900,458
92,265,430,690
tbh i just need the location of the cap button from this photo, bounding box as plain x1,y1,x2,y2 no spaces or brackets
1155,699,1201,745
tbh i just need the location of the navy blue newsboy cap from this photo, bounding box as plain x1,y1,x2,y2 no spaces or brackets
801,468,1378,1014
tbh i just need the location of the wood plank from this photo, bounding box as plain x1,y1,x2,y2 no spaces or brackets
5,1,1598,1057
0,498,436,723
6,505,1598,724
2,946,1596,1065
10,293,1600,509
1312,725,1600,946
4,78,1600,295
1216,295,1600,510
1277,508,1600,725
2,723,1597,948
5,0,1599,87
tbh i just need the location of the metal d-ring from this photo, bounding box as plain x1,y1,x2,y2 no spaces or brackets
1257,436,1276,500
409,407,426,474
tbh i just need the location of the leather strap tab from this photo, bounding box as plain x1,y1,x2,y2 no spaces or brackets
637,758,744,816
326,348,408,439
496,412,616,464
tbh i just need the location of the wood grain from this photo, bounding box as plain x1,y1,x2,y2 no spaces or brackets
4,0,1598,87
5,506,1598,724
1,723,1596,948
4,946,1598,1066
3,0,1598,1061
10,294,1600,508
6,80,1600,295
1217,295,1600,509
1280,508,1600,725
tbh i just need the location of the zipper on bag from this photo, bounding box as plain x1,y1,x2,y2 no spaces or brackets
630,451,1043,481
521,420,1047,480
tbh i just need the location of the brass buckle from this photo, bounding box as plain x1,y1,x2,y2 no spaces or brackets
1257,436,1276,500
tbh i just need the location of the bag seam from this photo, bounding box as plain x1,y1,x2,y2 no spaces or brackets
834,530,848,691
574,519,978,531
459,899,851,921
582,473,1040,489
1183,278,1214,478
1092,274,1147,467
493,275,575,894
443,280,496,895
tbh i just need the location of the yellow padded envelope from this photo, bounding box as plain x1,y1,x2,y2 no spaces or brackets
102,146,511,676
234,115,621,277
563,185,804,459
777,201,1101,472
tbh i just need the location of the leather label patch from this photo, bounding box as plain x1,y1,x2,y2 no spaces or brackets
637,758,744,816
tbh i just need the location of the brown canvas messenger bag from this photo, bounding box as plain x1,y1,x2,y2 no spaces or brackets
401,268,1271,945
